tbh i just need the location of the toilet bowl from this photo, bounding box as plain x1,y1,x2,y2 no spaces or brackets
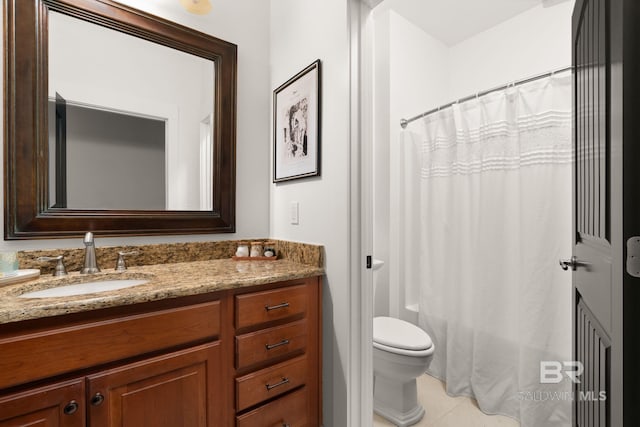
373,316,434,427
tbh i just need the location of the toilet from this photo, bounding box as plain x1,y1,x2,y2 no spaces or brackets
373,316,435,426
371,259,434,426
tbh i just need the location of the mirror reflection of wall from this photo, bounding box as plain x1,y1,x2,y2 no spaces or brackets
47,10,215,211
48,102,166,210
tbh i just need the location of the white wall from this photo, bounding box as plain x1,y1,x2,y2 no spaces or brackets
372,11,392,318
270,1,351,425
374,1,574,319
448,2,574,101
372,9,450,318
64,106,166,210
0,0,271,250
388,11,451,132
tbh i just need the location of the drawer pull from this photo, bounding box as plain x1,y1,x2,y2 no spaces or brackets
265,377,290,391
265,339,290,350
283,424,290,427
265,302,290,311
63,400,79,415
91,392,104,406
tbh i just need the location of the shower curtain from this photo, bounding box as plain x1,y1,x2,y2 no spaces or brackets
395,72,573,426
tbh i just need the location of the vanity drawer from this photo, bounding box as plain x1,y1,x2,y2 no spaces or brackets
236,319,307,370
236,355,307,411
235,285,308,330
236,386,309,427
0,300,221,390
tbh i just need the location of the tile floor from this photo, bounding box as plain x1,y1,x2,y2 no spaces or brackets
373,374,521,427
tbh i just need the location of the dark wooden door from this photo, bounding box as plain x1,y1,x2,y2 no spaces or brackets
572,0,611,426
572,0,640,426
0,378,85,427
87,343,222,427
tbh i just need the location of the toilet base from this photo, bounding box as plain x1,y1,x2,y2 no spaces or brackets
374,375,425,427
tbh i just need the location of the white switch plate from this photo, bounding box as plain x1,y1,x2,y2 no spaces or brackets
290,201,299,225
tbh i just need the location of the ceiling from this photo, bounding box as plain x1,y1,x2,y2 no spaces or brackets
374,0,556,46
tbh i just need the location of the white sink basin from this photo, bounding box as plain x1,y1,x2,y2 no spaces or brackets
19,279,149,299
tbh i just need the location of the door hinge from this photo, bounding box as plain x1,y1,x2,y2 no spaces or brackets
366,255,372,269
627,237,640,277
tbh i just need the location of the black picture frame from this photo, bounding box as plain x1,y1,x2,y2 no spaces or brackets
273,60,321,183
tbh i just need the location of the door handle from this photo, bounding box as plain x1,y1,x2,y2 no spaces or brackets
559,256,589,271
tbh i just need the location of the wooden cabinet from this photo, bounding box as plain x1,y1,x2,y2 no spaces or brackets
0,345,221,427
0,379,85,427
236,386,309,427
88,343,222,427
234,280,322,426
0,276,321,427
0,301,221,389
235,319,307,369
235,284,309,330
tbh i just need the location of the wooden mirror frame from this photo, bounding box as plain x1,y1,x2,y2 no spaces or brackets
4,0,237,239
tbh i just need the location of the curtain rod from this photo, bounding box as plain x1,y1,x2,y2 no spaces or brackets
399,65,573,129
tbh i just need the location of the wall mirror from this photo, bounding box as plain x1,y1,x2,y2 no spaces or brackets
4,0,237,239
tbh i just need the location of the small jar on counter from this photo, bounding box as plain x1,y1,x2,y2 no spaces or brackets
263,241,276,258
250,242,264,257
235,242,250,257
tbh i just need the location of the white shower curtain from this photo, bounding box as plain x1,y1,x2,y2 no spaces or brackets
396,72,573,426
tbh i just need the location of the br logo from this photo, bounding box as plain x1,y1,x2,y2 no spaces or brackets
540,361,584,384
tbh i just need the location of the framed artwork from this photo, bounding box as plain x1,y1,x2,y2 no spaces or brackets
273,60,321,182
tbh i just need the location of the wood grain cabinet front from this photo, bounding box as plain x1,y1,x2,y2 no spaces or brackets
235,284,308,330
233,279,322,427
0,300,221,390
88,343,222,427
236,355,308,411
0,344,222,427
0,296,224,427
235,386,309,427
235,318,308,370
0,275,322,427
0,379,85,427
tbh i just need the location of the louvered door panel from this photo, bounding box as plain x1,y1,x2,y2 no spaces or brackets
576,0,608,243
573,0,611,426
576,298,609,427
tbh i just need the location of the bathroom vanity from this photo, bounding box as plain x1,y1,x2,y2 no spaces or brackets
0,258,322,426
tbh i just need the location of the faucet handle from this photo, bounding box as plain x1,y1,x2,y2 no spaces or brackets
115,251,139,272
37,255,68,277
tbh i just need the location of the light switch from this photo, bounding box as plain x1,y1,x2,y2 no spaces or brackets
290,201,299,225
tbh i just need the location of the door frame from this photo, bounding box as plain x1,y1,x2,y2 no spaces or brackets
349,0,379,425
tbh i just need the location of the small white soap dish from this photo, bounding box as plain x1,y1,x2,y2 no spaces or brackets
0,269,40,287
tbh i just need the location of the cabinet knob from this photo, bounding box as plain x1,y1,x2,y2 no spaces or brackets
91,392,104,406
282,424,290,427
63,400,79,415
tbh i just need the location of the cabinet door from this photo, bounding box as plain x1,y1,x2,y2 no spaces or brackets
87,342,222,427
0,378,85,427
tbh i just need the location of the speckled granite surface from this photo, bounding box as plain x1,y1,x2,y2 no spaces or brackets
0,239,324,325
0,259,323,325
18,239,324,274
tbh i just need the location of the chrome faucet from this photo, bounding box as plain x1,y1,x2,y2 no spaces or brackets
80,232,100,274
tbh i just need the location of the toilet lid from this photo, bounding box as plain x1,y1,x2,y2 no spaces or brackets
373,316,433,351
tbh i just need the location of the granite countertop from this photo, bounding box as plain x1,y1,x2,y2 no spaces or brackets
0,259,324,325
